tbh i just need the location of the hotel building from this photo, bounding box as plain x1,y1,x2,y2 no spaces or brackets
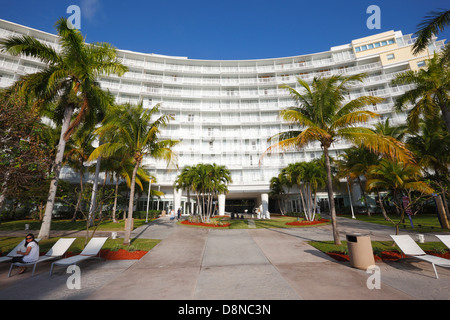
0,19,446,216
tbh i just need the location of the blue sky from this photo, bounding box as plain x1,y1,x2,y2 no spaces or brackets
1,0,449,60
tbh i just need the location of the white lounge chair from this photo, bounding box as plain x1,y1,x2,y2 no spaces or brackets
0,238,41,263
0,240,26,263
391,235,450,279
49,237,108,277
435,235,450,250
8,238,75,277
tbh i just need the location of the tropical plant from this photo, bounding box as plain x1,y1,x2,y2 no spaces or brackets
269,176,287,215
175,163,232,222
174,165,196,215
0,18,127,239
89,101,178,245
392,54,450,133
337,147,380,216
372,117,408,142
264,74,414,244
0,90,53,213
302,160,327,220
406,119,450,218
412,8,450,63
64,127,96,221
367,159,435,234
280,163,307,220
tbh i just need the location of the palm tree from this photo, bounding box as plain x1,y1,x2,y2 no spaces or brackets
64,127,96,221
372,117,408,142
337,147,380,216
0,18,127,239
281,163,307,220
265,74,414,244
302,160,327,220
89,102,178,245
392,54,450,133
100,154,150,223
412,8,450,61
367,159,434,234
406,119,450,218
174,165,197,216
269,176,287,215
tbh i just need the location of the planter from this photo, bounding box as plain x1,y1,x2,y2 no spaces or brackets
181,220,230,228
326,250,409,263
286,219,329,226
64,249,147,260
326,252,349,262
100,249,147,260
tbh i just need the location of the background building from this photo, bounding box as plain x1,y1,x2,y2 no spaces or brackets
0,19,446,216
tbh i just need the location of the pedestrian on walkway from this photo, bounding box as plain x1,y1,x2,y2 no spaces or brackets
177,208,181,220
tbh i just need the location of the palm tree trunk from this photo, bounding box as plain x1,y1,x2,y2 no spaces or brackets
324,146,341,245
72,168,84,222
298,184,307,220
438,100,450,133
124,161,140,245
358,177,371,216
88,155,101,227
38,105,74,240
0,171,10,214
112,174,119,223
376,190,390,221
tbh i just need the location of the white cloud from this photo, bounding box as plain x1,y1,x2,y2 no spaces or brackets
81,0,101,20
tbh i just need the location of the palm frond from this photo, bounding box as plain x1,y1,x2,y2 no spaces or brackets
413,9,450,55
339,127,415,164
0,34,61,64
331,110,380,130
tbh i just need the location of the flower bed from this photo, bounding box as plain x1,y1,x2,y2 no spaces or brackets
64,249,148,260
286,219,329,226
181,220,231,228
326,251,409,262
99,249,147,260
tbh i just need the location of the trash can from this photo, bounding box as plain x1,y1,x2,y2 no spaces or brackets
346,233,375,270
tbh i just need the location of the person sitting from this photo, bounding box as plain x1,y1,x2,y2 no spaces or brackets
12,233,39,274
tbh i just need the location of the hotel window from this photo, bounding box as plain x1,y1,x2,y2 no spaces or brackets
417,61,426,68
188,114,194,122
387,53,395,60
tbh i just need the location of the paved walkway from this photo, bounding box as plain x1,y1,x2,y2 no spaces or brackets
0,215,449,300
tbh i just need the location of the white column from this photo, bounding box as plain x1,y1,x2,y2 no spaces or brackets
174,188,182,213
261,193,270,219
218,194,226,216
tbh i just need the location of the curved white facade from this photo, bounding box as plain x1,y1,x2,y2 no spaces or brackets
0,19,446,214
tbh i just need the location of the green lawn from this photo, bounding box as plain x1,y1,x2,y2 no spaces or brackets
0,218,153,232
0,236,160,256
178,215,330,229
308,239,449,256
0,218,159,256
338,213,450,233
